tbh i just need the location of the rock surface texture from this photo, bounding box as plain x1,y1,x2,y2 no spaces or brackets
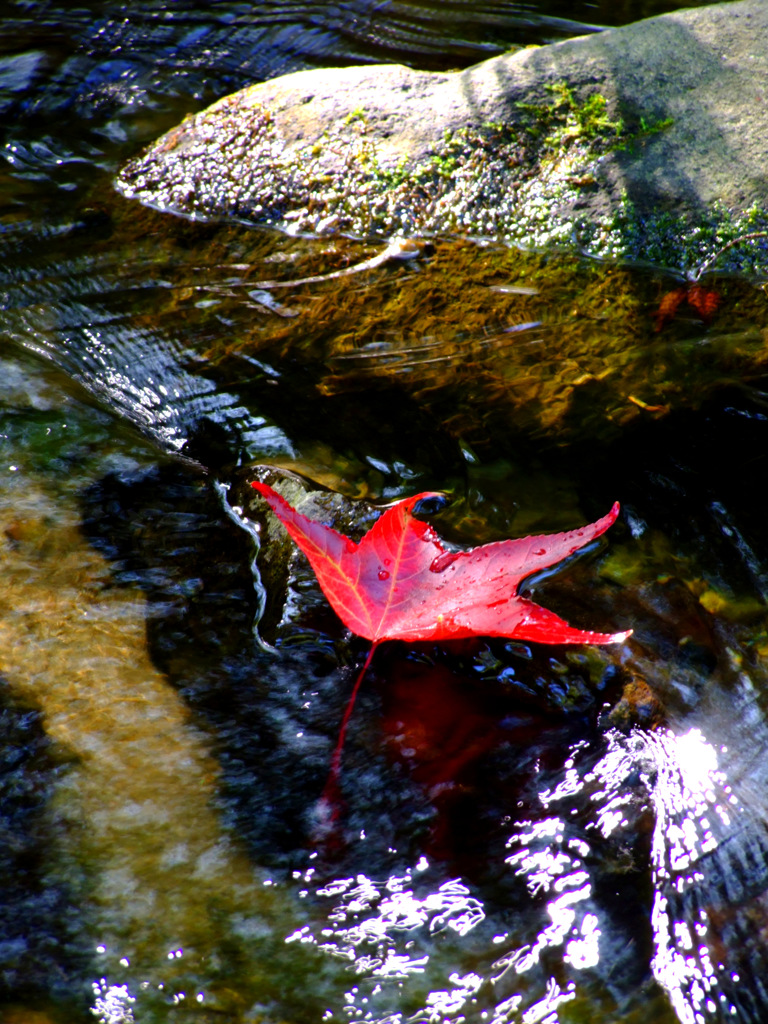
117,1,768,275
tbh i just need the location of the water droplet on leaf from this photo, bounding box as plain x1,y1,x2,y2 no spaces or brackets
430,550,460,573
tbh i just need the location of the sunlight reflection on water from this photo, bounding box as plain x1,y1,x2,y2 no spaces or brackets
647,726,740,1024
92,979,136,1024
310,867,485,957
295,712,768,1024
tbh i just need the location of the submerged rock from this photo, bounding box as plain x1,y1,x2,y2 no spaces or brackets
117,0,768,275
204,239,768,451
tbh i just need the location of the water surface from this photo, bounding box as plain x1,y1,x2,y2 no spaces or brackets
2,3,767,1024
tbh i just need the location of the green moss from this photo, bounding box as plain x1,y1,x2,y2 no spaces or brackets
343,107,367,125
587,195,768,278
517,82,626,149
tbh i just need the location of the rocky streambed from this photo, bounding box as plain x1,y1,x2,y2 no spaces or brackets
5,2,768,1023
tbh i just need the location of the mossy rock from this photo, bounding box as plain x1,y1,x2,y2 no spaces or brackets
117,0,768,276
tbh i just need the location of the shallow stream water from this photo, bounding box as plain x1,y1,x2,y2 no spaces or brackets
3,3,768,1024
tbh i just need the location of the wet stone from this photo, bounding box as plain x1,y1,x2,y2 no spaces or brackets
117,1,768,276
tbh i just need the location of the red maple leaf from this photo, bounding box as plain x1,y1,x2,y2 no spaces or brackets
252,481,629,647
252,481,630,806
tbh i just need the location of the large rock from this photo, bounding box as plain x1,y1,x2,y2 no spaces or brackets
116,1,768,275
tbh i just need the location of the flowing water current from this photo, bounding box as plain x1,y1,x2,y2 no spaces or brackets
3,3,768,1024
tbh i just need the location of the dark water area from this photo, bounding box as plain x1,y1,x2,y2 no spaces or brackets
3,2,768,1024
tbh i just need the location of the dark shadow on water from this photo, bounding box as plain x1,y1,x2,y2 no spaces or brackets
0,679,93,1018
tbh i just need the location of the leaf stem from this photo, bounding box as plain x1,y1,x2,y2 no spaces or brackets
320,641,380,820
313,643,380,851
333,641,379,780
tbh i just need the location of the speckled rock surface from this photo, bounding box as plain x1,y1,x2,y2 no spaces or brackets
117,0,768,275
